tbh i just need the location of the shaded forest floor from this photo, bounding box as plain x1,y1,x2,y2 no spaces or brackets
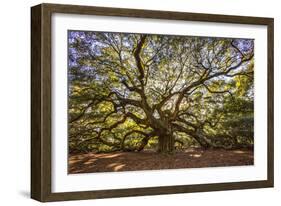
68,148,253,174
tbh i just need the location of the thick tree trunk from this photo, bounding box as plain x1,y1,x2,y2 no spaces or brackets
157,134,175,154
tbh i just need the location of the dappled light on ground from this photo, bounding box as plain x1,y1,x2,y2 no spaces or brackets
233,150,246,154
68,148,253,174
189,154,202,158
114,164,126,171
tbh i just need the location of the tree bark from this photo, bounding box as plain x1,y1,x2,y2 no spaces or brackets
157,133,175,154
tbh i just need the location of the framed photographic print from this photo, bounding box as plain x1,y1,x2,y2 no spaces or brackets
31,3,274,202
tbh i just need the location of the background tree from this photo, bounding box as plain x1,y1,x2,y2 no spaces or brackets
68,31,254,154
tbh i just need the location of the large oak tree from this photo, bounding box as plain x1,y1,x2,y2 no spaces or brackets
68,31,254,154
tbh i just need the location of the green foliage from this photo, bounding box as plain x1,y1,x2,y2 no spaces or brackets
68,31,254,153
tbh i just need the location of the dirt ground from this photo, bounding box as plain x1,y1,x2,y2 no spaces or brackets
68,148,254,174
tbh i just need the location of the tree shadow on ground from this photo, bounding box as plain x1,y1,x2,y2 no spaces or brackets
68,148,254,174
